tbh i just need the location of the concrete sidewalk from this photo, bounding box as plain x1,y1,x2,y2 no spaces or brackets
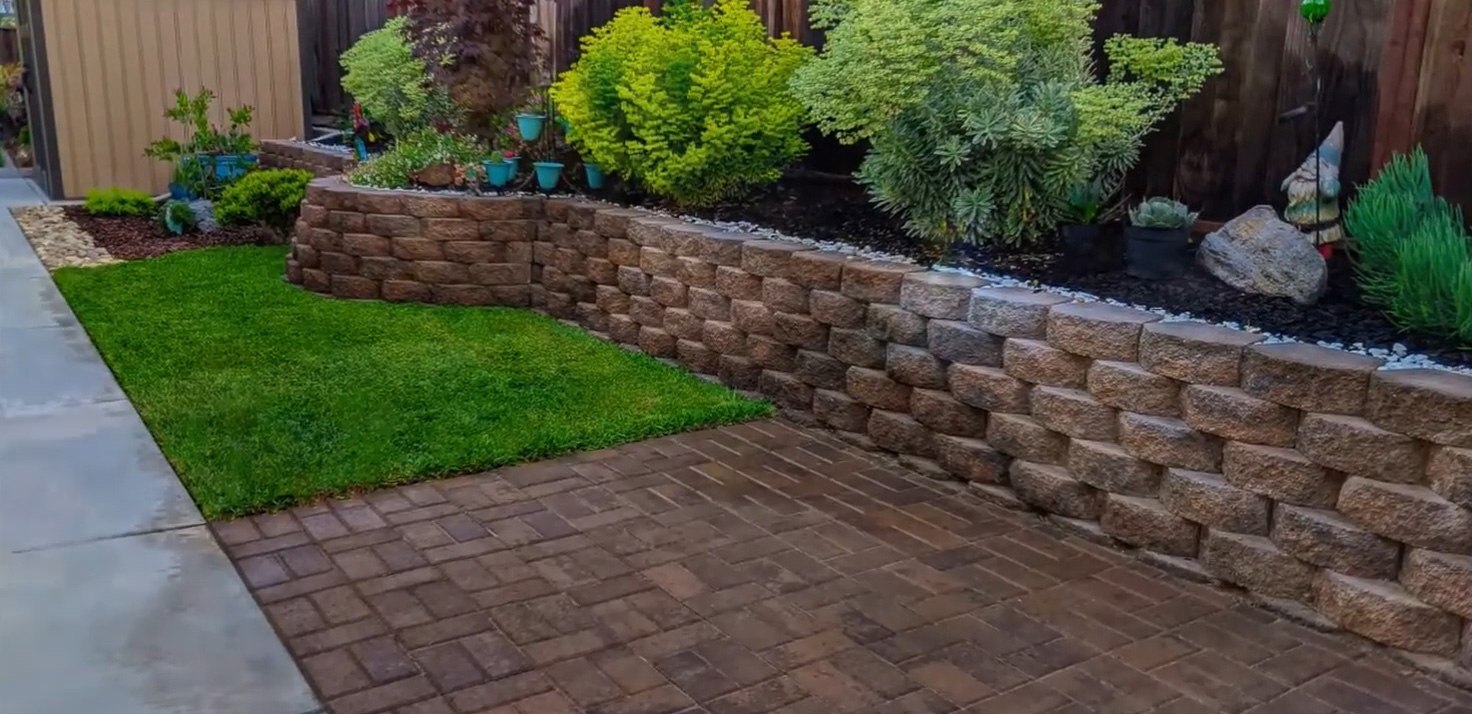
0,178,320,714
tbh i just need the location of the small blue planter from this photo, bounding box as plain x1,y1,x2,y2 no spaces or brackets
533,161,564,191
484,159,517,188
515,114,547,142
168,182,199,201
584,162,605,190
196,153,258,180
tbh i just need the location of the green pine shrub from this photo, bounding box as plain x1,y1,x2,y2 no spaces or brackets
339,16,454,138
83,187,156,217
348,129,487,189
549,0,814,207
159,200,198,235
1346,149,1472,344
214,169,314,235
790,0,1222,250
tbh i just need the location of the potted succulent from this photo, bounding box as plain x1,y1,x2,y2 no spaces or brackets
1126,197,1198,280
484,150,519,188
1059,182,1104,272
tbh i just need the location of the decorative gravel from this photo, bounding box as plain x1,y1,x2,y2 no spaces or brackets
11,206,119,269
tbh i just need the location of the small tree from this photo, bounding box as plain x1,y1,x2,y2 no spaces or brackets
388,0,543,139
339,16,454,138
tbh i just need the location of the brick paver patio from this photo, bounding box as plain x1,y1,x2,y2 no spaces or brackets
217,420,1472,714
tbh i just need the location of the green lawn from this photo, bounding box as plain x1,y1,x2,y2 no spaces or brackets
54,246,770,518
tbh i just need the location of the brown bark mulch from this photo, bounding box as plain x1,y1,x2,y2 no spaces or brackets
62,205,278,261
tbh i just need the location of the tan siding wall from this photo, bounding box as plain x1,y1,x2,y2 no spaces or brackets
40,0,304,198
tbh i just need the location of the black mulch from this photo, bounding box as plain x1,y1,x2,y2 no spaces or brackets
63,206,278,262
606,176,1472,370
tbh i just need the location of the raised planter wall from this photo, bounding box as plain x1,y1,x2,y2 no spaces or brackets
288,177,1472,669
261,139,358,178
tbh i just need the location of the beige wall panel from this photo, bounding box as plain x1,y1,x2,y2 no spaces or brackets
40,0,304,197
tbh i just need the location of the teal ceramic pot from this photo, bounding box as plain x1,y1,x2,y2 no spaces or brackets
584,162,605,190
515,114,546,142
533,161,564,191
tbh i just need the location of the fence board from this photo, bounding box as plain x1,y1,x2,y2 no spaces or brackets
301,0,390,117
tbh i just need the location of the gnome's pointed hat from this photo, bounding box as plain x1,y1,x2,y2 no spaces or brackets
1282,121,1344,193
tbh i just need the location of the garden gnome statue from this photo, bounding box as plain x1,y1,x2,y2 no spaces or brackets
1281,121,1344,259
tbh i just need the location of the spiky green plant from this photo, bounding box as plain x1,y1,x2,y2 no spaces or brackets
1129,197,1196,229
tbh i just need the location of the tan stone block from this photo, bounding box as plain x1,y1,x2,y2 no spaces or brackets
700,321,744,357
625,216,680,250
1271,504,1399,579
308,227,341,252
847,367,912,412
595,285,630,315
354,192,403,216
430,284,493,305
1160,468,1270,534
828,327,886,368
616,266,650,297
663,308,705,342
327,210,367,234
469,263,530,285
573,229,608,258
1201,530,1315,601
900,272,985,320
795,350,847,390
1338,477,1472,554
810,290,866,328
718,355,761,391
1031,386,1116,441
565,274,596,304
317,250,356,274
300,268,330,292
742,240,811,278
331,275,378,299
928,320,1003,367
640,247,679,277
1010,461,1104,519
638,327,677,358
1101,495,1199,556
688,288,730,321
762,278,808,314
868,410,935,457
482,220,538,242
1220,442,1338,508
747,335,797,372
491,285,531,307
1297,413,1425,483
813,389,871,432
359,257,412,281
650,276,688,308
342,233,392,257
577,302,608,332
294,245,320,269
1314,571,1460,656
1401,548,1472,620
608,238,641,267
1429,447,1472,510
414,260,468,284
608,314,640,345
1139,322,1264,385
948,364,1031,414
1241,343,1382,415
592,207,642,239
1045,303,1160,361
381,280,430,303
1118,413,1222,471
760,369,814,410
910,389,986,437
675,227,746,266
1068,439,1160,496
367,214,420,238
1087,360,1180,417
842,260,925,304
587,257,618,286
866,304,928,346
1181,385,1298,447
788,250,849,290
885,344,946,389
678,257,715,289
731,300,774,336
550,247,586,275
772,312,827,351
967,287,1069,338
934,435,1009,484
422,218,479,242
715,266,763,301
987,414,1067,465
1368,369,1472,448
629,296,665,328
1003,339,1089,389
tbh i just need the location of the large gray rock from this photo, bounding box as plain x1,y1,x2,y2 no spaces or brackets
1197,205,1327,305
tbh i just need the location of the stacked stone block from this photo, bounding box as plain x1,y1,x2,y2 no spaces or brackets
260,139,358,177
289,179,1472,670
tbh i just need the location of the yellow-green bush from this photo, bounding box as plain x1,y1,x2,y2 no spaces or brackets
550,0,812,207
339,16,453,138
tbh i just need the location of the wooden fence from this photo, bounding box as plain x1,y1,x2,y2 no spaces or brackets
300,0,392,117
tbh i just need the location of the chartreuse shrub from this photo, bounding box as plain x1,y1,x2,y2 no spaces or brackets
349,129,487,189
339,16,454,138
790,0,1222,250
550,0,813,207
84,187,156,217
1346,149,1472,344
215,169,314,236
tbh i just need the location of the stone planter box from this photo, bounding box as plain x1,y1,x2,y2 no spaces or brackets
286,176,1472,672
260,139,358,178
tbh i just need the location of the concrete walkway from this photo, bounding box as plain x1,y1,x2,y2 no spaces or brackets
0,178,320,714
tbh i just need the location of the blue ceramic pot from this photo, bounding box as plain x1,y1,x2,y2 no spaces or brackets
515,114,547,142
533,161,564,191
197,153,257,180
168,182,198,201
484,159,517,188
584,162,605,190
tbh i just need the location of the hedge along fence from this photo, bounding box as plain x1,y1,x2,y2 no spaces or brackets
288,176,1472,669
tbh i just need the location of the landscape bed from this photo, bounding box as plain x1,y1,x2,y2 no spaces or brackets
52,245,770,518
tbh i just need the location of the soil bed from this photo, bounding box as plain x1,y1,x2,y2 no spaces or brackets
62,205,277,261
609,176,1472,370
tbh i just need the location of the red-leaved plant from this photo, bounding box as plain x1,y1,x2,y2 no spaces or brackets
387,0,543,140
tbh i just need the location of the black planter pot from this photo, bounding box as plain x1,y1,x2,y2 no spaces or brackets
1059,223,1101,273
1125,225,1190,280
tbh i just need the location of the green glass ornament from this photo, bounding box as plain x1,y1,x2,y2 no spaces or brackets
1300,0,1331,24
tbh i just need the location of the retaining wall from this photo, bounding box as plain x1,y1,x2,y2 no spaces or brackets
261,139,358,178
287,177,1472,670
